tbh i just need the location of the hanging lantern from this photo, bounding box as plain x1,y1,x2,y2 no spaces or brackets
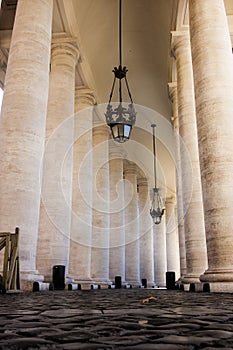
150,124,165,224
105,0,136,142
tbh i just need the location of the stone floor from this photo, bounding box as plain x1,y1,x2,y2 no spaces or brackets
0,288,233,349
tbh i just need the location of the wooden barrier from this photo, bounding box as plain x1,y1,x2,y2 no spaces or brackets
0,227,20,293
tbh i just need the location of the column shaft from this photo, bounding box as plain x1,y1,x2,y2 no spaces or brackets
0,0,53,285
37,41,79,278
138,178,154,286
153,216,167,287
69,88,95,281
109,144,125,282
165,197,180,280
91,125,110,283
189,0,233,286
168,82,187,277
124,163,140,286
171,31,207,284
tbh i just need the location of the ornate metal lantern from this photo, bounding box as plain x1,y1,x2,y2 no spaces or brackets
105,0,136,142
150,124,165,224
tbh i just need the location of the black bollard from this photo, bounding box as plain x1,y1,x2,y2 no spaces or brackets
141,278,147,288
166,271,176,290
52,265,65,290
115,276,122,289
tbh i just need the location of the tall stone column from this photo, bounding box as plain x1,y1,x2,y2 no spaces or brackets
37,40,79,279
109,142,125,283
69,88,95,281
165,197,180,280
189,0,233,290
171,31,207,284
153,215,167,287
168,82,186,278
91,125,110,283
124,162,141,286
138,178,154,286
0,49,8,89
0,0,53,286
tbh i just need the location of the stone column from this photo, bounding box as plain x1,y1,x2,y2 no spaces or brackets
0,0,53,286
91,125,110,283
0,49,8,89
153,215,167,287
189,0,233,290
69,88,95,281
171,31,207,285
124,162,141,286
165,197,180,280
37,40,79,279
109,142,125,283
168,82,186,278
138,178,154,286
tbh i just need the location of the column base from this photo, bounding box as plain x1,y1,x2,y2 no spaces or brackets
74,278,93,283
20,270,44,291
126,280,142,288
146,281,156,288
200,269,233,283
180,274,202,284
92,278,112,283
180,282,204,292
205,282,233,293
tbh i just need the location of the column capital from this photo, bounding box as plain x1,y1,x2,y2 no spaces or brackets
0,48,8,72
124,161,137,176
92,124,110,139
165,196,176,206
168,81,178,128
109,140,126,159
171,30,190,57
137,177,148,187
51,39,80,65
168,81,177,103
75,87,96,107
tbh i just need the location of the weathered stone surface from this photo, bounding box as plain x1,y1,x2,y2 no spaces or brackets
0,289,233,349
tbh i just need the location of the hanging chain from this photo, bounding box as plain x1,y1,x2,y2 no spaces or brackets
119,0,122,68
152,124,157,189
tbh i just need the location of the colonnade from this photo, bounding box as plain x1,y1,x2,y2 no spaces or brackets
1,0,233,292
169,0,233,292
0,1,182,290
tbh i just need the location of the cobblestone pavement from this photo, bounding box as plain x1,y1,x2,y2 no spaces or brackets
1,289,233,349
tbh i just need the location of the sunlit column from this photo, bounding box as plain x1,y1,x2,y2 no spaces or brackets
37,40,79,279
0,0,53,287
0,49,8,89
69,88,96,281
168,82,186,278
189,0,233,290
124,162,141,286
109,142,125,283
138,177,154,286
165,197,180,280
153,216,167,287
171,31,207,284
91,125,110,283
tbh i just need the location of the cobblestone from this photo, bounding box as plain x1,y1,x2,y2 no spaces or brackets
0,289,233,349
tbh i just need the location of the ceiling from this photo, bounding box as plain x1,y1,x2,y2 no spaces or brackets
70,0,174,120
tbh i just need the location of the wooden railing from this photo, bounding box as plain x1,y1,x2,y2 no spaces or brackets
0,227,20,293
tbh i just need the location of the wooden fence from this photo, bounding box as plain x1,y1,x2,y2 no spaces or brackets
0,227,20,293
